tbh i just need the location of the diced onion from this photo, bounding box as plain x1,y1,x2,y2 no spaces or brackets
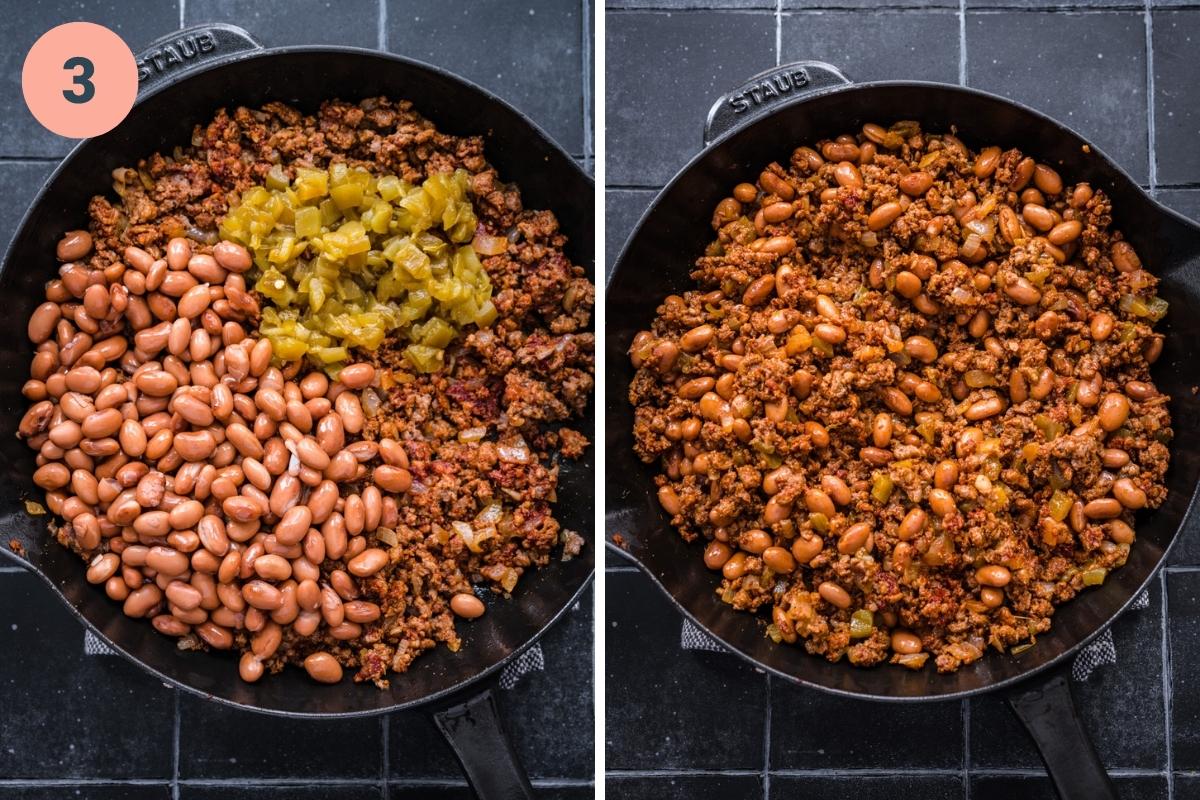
475,502,503,526
498,437,531,464
452,520,497,554
472,229,509,256
361,388,385,417
459,427,487,443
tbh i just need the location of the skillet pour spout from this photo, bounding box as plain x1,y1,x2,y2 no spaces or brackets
1,21,593,800
605,59,1200,800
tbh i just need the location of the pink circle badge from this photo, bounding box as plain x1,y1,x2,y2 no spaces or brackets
22,22,138,139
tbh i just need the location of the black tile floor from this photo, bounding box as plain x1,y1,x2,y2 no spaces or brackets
0,1,593,798
604,1,1200,798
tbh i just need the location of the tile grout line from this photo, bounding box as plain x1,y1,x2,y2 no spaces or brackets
607,767,1168,779
1146,5,1165,789
171,690,180,800
380,715,390,792
775,0,782,67
963,699,971,800
604,4,1154,12
584,0,594,159
378,0,388,51
1162,569,1174,798
1144,0,1157,193
958,0,967,86
762,675,772,800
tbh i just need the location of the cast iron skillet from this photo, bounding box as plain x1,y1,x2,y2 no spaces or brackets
606,60,1200,800
0,24,594,800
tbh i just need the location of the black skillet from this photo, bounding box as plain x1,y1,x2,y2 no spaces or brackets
0,24,594,800
606,60,1200,800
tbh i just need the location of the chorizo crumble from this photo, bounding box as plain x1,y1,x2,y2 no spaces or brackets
36,97,593,687
629,121,1170,672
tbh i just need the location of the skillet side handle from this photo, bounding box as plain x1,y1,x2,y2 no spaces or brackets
432,687,536,800
704,61,852,146
135,24,262,99
1006,670,1119,800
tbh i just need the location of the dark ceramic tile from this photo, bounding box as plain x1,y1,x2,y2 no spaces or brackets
390,788,467,800
1176,775,1200,799
1168,571,1200,769
0,788,171,800
606,571,767,770
0,0,180,157
769,775,962,800
610,0,773,7
389,785,592,800
185,0,378,48
1152,10,1200,186
606,11,776,186
501,590,594,779
1161,189,1200,225
771,687,964,770
1167,491,1200,565
972,774,1167,800
0,162,54,255
0,572,176,780
529,789,594,800
389,588,594,780
966,11,1149,184
387,0,584,155
787,0,957,6
779,10,960,84
177,692,381,780
604,188,656,278
968,0,1142,5
970,579,1165,770
606,775,763,800
180,786,380,800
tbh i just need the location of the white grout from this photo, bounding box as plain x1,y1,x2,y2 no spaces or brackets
607,767,1168,778
762,676,772,800
1145,0,1157,193
171,691,180,800
959,0,967,86
380,716,390,792
775,0,782,66
378,0,388,51
1162,570,1174,798
584,0,594,159
963,700,972,800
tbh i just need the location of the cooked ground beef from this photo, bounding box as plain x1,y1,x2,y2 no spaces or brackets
55,97,593,686
629,122,1170,672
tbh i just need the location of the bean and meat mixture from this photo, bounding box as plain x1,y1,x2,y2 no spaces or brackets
628,121,1170,672
18,97,593,687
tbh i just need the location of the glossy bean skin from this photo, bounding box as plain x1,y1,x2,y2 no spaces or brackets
303,652,343,683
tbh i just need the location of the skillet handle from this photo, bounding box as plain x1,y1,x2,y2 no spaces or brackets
134,23,262,99
432,687,536,800
1006,667,1119,800
704,61,852,146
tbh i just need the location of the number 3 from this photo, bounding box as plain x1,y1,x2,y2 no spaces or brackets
62,56,95,104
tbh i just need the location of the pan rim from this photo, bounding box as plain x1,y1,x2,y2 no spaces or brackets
604,77,1200,702
3,42,595,717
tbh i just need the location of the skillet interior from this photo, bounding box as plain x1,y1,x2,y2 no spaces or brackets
0,47,595,716
606,81,1200,700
